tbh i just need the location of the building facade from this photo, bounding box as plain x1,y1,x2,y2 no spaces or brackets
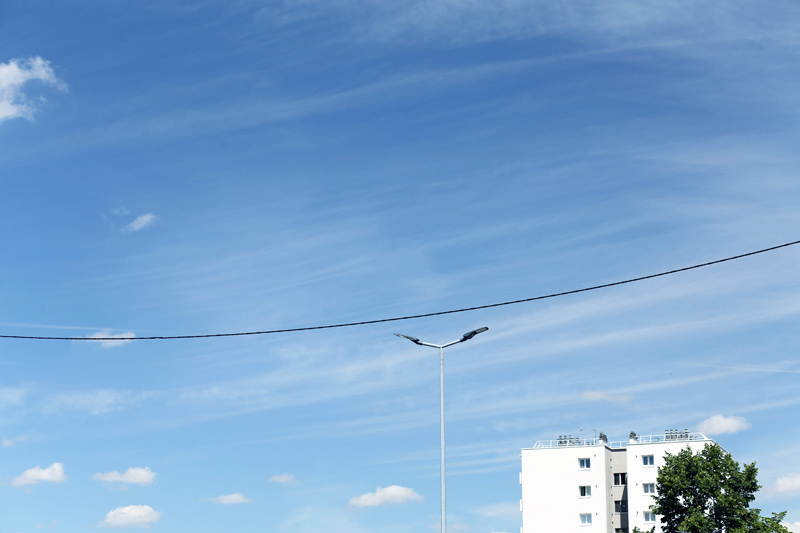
520,431,718,533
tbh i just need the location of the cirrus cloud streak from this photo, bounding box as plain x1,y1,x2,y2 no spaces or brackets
580,390,632,404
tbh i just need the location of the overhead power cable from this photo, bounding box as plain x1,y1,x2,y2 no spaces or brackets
2,239,799,342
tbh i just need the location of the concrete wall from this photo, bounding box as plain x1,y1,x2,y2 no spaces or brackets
521,443,610,533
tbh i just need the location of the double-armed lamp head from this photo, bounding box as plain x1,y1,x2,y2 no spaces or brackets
394,327,488,347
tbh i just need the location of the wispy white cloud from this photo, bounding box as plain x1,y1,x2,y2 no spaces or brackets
2,435,28,447
0,321,106,332
269,473,299,486
774,473,800,494
40,389,147,415
98,505,161,528
349,485,423,507
205,492,252,504
580,390,633,404
0,388,26,408
81,254,800,442
696,414,751,435
91,467,156,486
261,0,798,47
125,213,158,232
158,301,760,439
86,330,136,348
12,462,66,486
0,57,64,124
173,344,430,414
473,502,519,518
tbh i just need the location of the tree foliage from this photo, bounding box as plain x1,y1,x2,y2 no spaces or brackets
650,443,789,533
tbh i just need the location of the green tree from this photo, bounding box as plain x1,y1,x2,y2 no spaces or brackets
648,443,789,533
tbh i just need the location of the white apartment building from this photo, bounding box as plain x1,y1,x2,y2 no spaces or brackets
520,430,718,533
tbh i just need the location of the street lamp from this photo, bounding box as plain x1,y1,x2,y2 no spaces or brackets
394,327,489,533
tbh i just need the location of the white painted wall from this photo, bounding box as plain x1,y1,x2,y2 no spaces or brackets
521,444,609,533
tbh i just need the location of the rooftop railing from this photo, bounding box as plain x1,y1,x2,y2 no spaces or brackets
528,432,711,450
530,437,610,449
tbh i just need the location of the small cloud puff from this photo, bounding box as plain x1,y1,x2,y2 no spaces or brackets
98,505,161,528
268,473,299,486
696,414,751,435
349,485,423,507
86,330,136,348
92,467,156,486
580,390,632,404
12,462,66,486
775,473,800,494
205,493,253,504
126,213,158,232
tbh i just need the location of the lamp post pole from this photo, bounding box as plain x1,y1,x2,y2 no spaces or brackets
394,327,489,533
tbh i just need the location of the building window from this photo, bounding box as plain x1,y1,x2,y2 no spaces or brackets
580,513,592,525
614,500,628,513
643,455,654,466
579,458,591,469
579,485,591,497
613,472,627,485
643,483,655,494
644,512,656,523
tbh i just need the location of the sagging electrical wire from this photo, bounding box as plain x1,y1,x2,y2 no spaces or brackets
2,239,799,341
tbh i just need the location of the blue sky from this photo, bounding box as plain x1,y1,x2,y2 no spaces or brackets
2,0,800,531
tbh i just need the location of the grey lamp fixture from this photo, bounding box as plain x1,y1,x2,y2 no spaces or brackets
460,326,488,342
394,333,422,345
394,327,489,533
